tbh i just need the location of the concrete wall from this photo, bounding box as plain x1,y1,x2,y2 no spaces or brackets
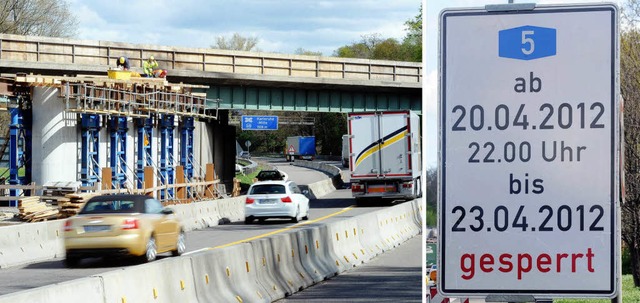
31,87,79,186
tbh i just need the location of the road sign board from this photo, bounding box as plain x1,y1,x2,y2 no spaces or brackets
241,116,278,130
288,145,295,154
439,3,618,297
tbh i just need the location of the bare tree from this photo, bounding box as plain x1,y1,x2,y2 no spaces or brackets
621,0,640,287
0,0,78,37
212,33,259,51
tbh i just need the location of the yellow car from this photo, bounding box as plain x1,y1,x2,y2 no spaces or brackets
63,194,185,267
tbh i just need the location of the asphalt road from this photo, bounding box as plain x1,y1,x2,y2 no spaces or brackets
0,160,421,298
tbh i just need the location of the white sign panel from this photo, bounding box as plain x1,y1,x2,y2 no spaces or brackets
439,4,618,297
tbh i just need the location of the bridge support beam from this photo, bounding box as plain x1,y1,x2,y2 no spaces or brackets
109,116,128,189
9,104,31,205
136,116,154,189
80,114,101,188
180,117,195,198
159,115,175,199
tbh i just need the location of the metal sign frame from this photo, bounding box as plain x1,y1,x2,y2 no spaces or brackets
438,3,619,298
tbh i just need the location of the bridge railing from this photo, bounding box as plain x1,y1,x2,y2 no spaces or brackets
0,34,422,84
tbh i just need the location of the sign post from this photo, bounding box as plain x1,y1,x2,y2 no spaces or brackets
438,3,619,299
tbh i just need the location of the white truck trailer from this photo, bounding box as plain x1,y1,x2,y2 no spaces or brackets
341,134,349,168
348,110,422,204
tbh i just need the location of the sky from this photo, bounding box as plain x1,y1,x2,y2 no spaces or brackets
68,0,420,56
424,0,624,168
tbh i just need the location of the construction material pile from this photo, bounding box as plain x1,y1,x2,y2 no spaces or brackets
41,182,80,206
58,193,97,219
17,196,59,222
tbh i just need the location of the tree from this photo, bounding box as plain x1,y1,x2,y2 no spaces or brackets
425,167,437,227
620,0,640,286
212,33,259,51
402,4,422,62
622,27,640,287
294,48,322,56
332,5,423,62
0,0,78,37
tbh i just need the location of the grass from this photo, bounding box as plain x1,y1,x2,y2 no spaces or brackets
234,166,265,194
547,275,640,303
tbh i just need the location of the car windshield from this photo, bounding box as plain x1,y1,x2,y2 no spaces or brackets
80,200,139,214
250,184,286,195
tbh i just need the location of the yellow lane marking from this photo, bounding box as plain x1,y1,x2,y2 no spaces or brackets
209,206,355,250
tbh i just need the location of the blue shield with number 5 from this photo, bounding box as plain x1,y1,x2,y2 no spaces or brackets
499,25,556,60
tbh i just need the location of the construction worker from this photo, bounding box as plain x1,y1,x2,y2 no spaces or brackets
116,56,130,70
143,55,158,77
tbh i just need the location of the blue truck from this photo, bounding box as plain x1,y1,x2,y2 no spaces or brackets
285,136,316,161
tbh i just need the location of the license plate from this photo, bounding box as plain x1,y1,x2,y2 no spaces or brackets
84,225,111,232
259,199,277,204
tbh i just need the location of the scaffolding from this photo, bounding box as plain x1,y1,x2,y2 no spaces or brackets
62,82,218,119
0,75,227,205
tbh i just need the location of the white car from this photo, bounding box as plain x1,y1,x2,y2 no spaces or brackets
245,180,310,224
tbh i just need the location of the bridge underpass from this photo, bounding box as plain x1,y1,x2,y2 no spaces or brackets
0,33,422,196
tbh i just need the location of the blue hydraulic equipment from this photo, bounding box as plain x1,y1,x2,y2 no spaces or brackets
80,114,101,187
180,117,195,197
8,102,32,206
109,116,128,189
159,115,175,199
136,116,154,189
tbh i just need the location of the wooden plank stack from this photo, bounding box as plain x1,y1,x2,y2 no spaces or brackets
42,182,80,206
59,193,97,218
17,196,59,222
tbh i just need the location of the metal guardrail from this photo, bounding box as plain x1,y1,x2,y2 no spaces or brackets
0,34,422,84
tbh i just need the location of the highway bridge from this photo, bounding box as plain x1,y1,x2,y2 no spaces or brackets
0,33,423,203
0,33,424,302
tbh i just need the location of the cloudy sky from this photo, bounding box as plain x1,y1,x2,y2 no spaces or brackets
425,0,624,168
68,0,420,56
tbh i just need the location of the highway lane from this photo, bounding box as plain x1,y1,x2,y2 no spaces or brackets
0,162,396,296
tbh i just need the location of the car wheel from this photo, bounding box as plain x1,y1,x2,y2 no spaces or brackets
142,235,157,263
64,256,80,268
245,217,254,224
172,231,186,256
291,206,300,223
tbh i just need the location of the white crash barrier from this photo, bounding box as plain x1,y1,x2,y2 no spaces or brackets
0,277,104,303
0,221,59,268
326,217,369,269
294,226,340,282
99,257,198,303
191,243,270,303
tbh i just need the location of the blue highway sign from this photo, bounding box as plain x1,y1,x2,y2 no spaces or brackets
241,116,279,130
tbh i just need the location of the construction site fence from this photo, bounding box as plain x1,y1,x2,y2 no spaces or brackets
0,33,422,84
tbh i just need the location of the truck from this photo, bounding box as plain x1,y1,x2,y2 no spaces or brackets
285,136,316,161
348,110,422,204
341,134,349,168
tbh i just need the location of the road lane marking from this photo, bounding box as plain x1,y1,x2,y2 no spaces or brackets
184,205,355,253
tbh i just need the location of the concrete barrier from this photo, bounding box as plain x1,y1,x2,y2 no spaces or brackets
269,232,315,291
294,226,340,282
355,211,389,257
0,222,57,268
249,237,289,301
191,244,270,303
0,277,104,303
326,217,369,270
99,257,198,303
